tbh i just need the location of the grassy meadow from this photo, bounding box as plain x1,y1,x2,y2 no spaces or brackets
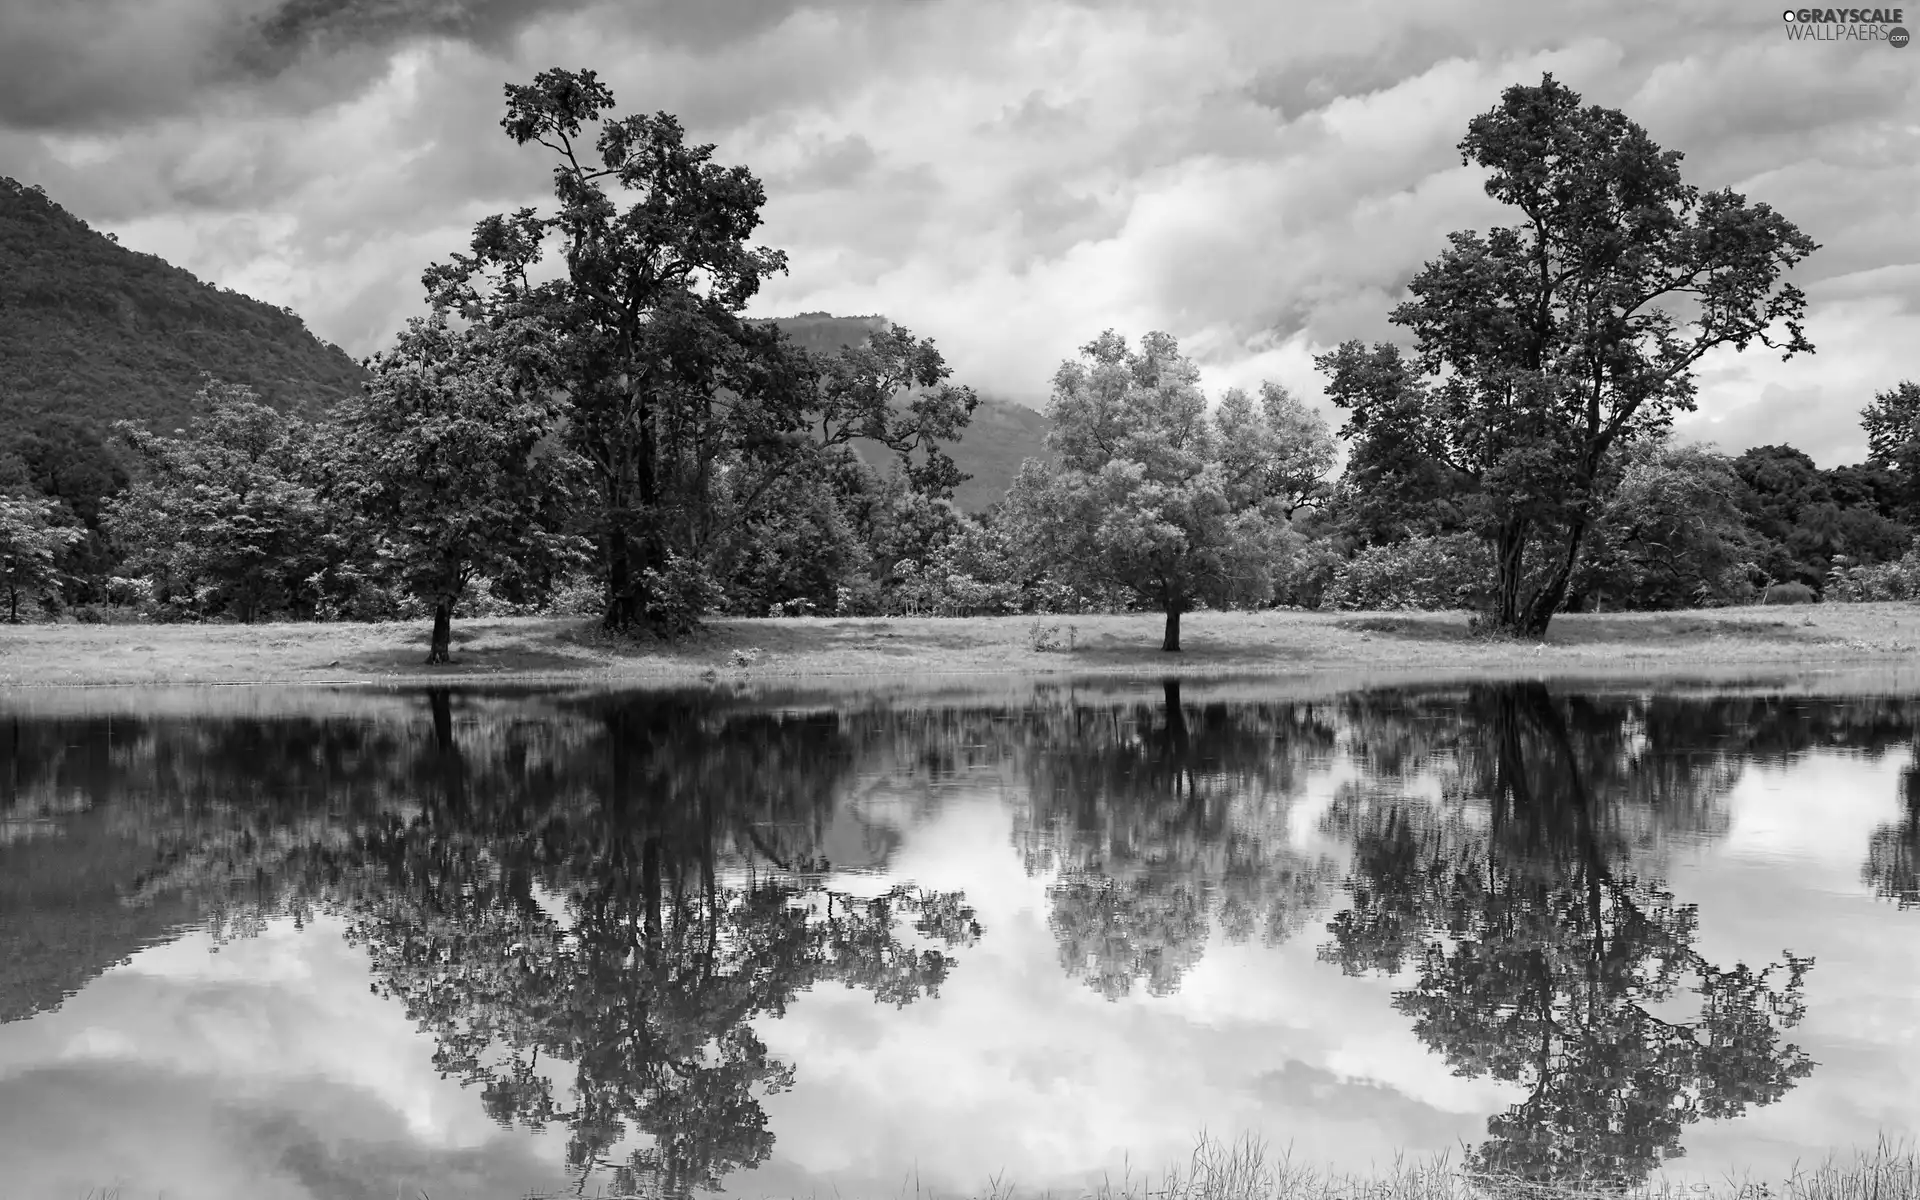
3,601,1920,689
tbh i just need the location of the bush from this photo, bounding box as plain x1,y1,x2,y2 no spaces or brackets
547,575,604,617
1826,542,1920,602
1760,581,1818,605
1322,534,1494,612
1272,538,1344,609
639,551,724,636
1028,620,1077,652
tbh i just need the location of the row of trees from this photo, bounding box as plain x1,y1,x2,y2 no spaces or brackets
4,71,1919,650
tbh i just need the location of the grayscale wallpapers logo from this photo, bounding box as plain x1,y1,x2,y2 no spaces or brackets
1781,7,1910,44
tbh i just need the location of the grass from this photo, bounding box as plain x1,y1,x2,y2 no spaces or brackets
504,1135,1920,1200
71,1138,1920,1200
4,602,1920,690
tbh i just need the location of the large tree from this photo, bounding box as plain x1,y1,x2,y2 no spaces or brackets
338,314,591,663
1008,331,1325,651
1330,74,1818,635
422,68,791,634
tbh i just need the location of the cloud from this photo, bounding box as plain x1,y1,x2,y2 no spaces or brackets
2,0,1912,464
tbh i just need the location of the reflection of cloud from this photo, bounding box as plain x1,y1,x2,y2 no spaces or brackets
0,921,569,1200
0,0,1909,464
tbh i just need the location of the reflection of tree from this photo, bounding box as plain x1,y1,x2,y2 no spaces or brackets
1017,681,1341,999
1864,757,1920,908
120,692,981,1199
1320,684,1816,1189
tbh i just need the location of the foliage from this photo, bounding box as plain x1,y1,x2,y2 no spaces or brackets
1572,443,1759,610
1335,74,1818,636
1268,533,1344,609
1007,331,1319,650
1825,539,1920,602
1214,381,1337,517
1861,379,1920,520
1321,532,1493,611
0,492,83,622
0,176,366,433
1734,445,1911,592
103,381,368,622
336,313,591,660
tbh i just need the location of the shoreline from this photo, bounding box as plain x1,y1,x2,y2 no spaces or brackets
1,603,1917,692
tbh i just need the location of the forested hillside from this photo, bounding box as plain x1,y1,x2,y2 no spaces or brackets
753,311,1051,512
0,177,367,430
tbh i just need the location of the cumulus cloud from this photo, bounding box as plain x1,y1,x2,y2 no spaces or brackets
1,0,1912,464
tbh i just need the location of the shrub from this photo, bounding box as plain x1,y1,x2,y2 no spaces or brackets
1323,534,1494,612
547,575,604,617
1826,542,1920,602
1272,537,1345,609
1028,620,1077,652
1760,581,1818,605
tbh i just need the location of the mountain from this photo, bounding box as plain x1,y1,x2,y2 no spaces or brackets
755,311,1052,512
0,178,1048,512
0,177,368,432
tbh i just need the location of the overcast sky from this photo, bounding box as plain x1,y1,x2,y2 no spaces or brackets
1,0,1914,465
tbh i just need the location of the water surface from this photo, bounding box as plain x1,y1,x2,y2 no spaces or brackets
2,679,1916,1198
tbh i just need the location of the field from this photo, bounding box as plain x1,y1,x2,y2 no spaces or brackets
3,602,1920,689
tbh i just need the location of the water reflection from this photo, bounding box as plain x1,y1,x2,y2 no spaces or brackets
2,682,1917,1196
1318,684,1816,1187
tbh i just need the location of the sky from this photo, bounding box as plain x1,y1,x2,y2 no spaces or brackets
0,0,1915,466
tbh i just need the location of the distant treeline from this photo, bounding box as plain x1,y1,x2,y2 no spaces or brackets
2,72,1918,653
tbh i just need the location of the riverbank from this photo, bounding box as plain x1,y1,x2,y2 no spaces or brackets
2,602,1918,688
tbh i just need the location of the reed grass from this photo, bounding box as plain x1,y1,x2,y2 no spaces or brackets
509,1133,1920,1200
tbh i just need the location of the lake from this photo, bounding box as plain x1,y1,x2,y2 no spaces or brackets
2,678,1916,1199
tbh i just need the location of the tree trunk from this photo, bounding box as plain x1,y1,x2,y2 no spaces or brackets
1492,518,1529,633
6,582,15,625
426,598,453,664
1162,603,1183,652
604,523,635,631
1519,517,1591,637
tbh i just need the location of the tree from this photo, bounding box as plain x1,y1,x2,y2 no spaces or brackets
1733,445,1910,591
1861,380,1920,520
1573,442,1758,610
422,68,791,635
339,314,590,663
0,494,81,622
1008,331,1320,651
1214,381,1336,518
105,381,346,622
1339,74,1817,635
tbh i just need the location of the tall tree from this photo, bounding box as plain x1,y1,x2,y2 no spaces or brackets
422,68,790,634
1007,331,1319,651
1342,74,1818,635
339,314,590,663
